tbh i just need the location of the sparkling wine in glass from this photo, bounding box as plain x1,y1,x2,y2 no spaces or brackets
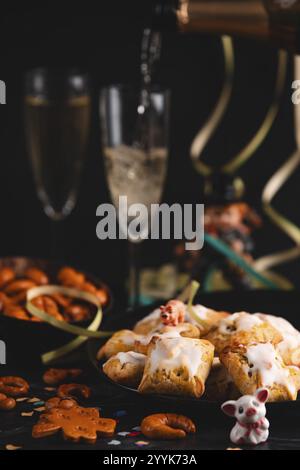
100,85,169,307
24,69,91,256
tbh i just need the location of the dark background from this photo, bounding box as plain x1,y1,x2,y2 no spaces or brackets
0,1,298,294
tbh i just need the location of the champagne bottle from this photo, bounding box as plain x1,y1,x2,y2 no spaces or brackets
155,0,300,51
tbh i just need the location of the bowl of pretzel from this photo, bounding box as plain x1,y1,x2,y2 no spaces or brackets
92,288,300,416
0,257,112,365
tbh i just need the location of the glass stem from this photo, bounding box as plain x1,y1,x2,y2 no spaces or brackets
50,220,62,261
128,241,141,308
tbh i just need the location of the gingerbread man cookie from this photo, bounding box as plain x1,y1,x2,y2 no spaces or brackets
32,404,116,444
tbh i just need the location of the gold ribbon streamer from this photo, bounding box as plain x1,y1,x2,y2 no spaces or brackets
222,50,288,174
190,36,234,176
26,285,112,364
191,43,287,176
253,55,300,275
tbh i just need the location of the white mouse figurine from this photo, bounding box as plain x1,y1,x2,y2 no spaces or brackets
221,388,270,446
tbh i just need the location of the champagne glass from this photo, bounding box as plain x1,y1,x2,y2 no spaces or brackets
100,85,169,307
24,68,91,256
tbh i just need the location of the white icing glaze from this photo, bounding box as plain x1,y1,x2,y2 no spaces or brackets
254,313,300,355
244,343,296,396
115,351,146,366
219,312,263,335
104,351,146,368
185,304,208,324
118,331,138,346
136,323,193,345
149,337,207,377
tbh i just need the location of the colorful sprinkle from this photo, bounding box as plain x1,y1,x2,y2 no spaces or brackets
132,426,141,431
135,440,149,447
33,401,45,407
107,440,121,446
128,431,141,437
113,410,127,418
21,412,34,417
27,397,42,403
44,387,56,392
5,444,22,451
118,431,130,437
16,397,28,402
34,407,46,412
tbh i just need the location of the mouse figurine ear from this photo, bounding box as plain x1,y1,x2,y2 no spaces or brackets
221,400,236,417
255,388,269,403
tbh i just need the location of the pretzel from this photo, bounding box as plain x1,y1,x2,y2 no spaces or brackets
43,368,83,386
57,267,85,288
4,279,37,295
31,296,64,321
25,268,49,285
57,383,91,400
0,392,16,410
49,293,71,309
3,304,30,320
141,413,196,440
0,376,29,397
0,292,13,309
32,404,116,443
64,304,90,322
0,268,15,288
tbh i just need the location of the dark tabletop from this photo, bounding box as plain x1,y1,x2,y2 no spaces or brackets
1,291,300,451
0,361,299,451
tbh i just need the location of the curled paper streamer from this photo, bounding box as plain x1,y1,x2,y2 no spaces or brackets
191,36,234,176
191,41,287,177
26,285,112,364
253,55,300,277
190,38,290,289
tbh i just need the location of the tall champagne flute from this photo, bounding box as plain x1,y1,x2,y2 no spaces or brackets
24,68,91,256
100,85,169,307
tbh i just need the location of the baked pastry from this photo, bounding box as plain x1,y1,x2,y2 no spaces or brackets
103,351,146,387
220,342,300,401
138,336,214,398
134,322,201,355
254,313,300,367
97,330,140,359
204,358,240,402
186,305,230,336
204,311,282,354
133,308,162,335
159,323,200,339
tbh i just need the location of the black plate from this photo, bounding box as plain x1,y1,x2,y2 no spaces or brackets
88,290,300,421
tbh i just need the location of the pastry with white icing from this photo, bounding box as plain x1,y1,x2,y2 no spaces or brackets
103,351,146,388
134,322,201,354
254,313,300,367
204,311,282,354
133,308,162,335
204,358,240,402
185,305,229,336
97,330,140,359
138,336,214,398
220,342,300,401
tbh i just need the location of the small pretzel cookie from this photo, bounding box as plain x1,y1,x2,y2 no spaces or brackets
0,392,16,410
0,376,29,397
43,368,82,386
57,383,91,400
